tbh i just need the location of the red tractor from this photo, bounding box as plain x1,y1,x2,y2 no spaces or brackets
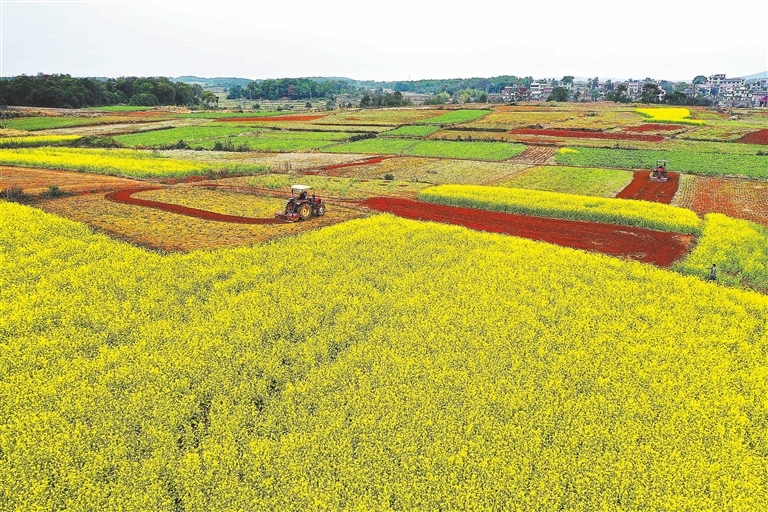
275,185,326,222
651,159,669,182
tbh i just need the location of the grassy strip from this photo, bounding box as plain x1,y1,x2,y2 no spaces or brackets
406,140,526,161
554,147,768,179
380,125,441,138
418,184,703,234
414,109,491,125
0,135,82,148
0,147,266,178
673,213,768,293
497,166,634,197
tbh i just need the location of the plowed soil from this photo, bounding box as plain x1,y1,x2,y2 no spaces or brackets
360,197,693,267
303,156,394,175
615,172,679,203
105,187,284,224
674,176,768,227
507,146,559,165
509,128,664,142
736,128,768,145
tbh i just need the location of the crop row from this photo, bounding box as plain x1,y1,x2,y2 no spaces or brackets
0,134,82,147
554,146,768,179
418,184,703,233
1,203,765,510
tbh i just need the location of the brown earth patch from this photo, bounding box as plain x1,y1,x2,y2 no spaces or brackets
615,172,679,203
674,176,768,227
215,115,326,122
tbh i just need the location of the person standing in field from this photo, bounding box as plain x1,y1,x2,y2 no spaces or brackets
707,263,717,282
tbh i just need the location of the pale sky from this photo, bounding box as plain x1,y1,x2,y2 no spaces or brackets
2,0,767,82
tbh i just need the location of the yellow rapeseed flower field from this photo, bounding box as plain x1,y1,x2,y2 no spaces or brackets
0,147,267,178
1,201,766,510
0,134,81,147
635,107,706,125
419,184,703,234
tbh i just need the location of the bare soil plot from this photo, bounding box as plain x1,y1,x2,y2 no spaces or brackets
0,166,147,196
361,197,694,267
673,176,768,228
615,172,680,203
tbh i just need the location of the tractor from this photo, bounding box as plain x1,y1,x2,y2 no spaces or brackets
275,184,326,222
651,159,669,182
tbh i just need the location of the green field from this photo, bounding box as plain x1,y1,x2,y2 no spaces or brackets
497,165,635,197
195,137,336,152
406,140,526,161
6,117,139,131
554,147,768,179
113,126,260,147
414,109,491,125
380,125,441,137
323,138,418,155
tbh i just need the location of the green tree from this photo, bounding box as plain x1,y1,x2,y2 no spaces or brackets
693,75,708,85
547,87,569,102
201,91,218,109
640,83,662,104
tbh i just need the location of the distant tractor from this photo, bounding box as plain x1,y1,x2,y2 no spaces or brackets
275,185,326,222
651,159,669,182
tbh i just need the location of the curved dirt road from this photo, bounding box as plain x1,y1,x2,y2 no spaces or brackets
361,197,693,267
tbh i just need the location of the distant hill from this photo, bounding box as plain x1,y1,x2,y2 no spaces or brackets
744,71,768,80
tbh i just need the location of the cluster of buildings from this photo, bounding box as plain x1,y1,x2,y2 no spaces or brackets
498,74,768,107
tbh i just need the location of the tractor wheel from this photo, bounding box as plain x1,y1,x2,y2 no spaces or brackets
317,204,326,216
298,203,312,220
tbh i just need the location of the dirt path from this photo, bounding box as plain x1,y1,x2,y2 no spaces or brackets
615,172,679,203
105,187,285,224
302,155,394,176
507,146,559,165
361,197,693,267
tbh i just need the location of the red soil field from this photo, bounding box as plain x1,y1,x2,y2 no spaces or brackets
215,115,326,122
615,172,679,203
105,187,285,224
675,176,768,227
736,129,768,145
361,197,693,267
623,124,685,132
509,128,664,142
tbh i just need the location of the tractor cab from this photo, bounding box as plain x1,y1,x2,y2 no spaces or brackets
651,159,668,182
275,184,326,222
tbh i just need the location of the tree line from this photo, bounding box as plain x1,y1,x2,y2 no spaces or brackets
0,74,206,109
227,78,356,101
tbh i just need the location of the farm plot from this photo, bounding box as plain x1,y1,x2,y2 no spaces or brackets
463,110,580,130
413,109,491,125
418,184,703,234
0,134,81,147
554,147,768,179
737,128,768,145
508,128,665,142
673,213,768,293
113,126,262,147
193,137,337,152
677,123,762,142
672,175,768,227
132,187,288,219
313,109,446,126
406,140,527,161
5,116,157,131
240,173,428,199
323,138,418,155
0,166,147,196
0,147,268,178
34,189,362,251
4,204,765,510
495,165,634,197
381,125,441,138
310,156,530,185
549,110,650,130
635,107,705,125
